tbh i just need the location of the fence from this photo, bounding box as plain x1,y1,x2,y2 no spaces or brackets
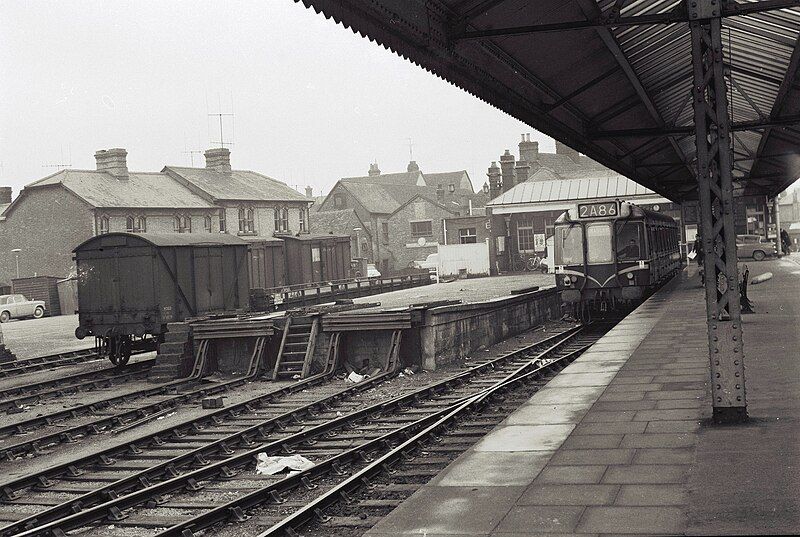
437,241,490,278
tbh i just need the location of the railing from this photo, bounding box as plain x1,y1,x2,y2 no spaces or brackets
252,273,433,311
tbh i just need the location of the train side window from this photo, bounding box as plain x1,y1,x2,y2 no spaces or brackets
586,223,612,264
616,222,643,261
555,225,583,265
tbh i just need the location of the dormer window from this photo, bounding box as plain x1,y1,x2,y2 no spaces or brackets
174,214,191,233
126,215,146,233
97,215,110,235
274,206,289,233
238,206,255,234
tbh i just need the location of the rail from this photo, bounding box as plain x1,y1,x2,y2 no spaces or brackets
259,272,433,310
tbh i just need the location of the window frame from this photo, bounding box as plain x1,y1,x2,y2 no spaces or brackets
219,208,227,233
97,215,110,235
554,224,584,266
459,227,477,244
381,222,389,243
410,220,433,238
174,214,191,233
126,215,146,233
239,205,255,234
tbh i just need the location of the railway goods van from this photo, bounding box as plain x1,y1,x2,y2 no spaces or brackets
553,200,681,317
246,234,351,289
74,233,250,364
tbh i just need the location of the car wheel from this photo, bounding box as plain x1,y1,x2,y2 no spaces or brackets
0,311,9,323
33,306,44,319
753,250,766,261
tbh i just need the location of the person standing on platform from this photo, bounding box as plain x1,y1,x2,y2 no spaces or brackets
781,228,791,254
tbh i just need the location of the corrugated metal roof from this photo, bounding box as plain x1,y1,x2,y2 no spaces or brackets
489,175,655,206
299,0,800,200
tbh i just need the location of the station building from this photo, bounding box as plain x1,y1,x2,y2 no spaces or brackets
0,148,312,285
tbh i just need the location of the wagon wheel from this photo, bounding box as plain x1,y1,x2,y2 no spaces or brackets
115,337,132,367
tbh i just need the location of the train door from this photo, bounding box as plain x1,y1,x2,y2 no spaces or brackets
193,246,225,312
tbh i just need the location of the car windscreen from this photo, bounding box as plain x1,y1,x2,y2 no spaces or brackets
555,225,583,265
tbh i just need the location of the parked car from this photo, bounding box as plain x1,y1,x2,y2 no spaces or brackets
736,234,777,261
366,263,381,278
412,253,439,271
0,294,46,322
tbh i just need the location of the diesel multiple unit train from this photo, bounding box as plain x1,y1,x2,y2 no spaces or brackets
553,200,681,318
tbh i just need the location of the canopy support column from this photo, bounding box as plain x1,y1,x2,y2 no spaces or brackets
689,0,748,423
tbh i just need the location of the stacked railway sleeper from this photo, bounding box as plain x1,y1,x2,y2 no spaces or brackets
0,322,610,537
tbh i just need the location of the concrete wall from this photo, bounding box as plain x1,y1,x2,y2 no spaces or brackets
419,287,560,370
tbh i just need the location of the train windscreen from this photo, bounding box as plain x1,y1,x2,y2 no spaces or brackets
555,225,583,265
586,223,613,264
616,222,644,261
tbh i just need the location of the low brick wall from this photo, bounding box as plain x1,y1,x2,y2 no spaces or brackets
419,287,560,370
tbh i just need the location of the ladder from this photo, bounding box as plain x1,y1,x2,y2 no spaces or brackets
272,317,319,380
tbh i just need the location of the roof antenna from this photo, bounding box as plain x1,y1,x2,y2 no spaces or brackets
209,93,235,149
42,144,72,170
406,137,414,161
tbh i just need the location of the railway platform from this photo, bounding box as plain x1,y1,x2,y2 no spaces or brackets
365,254,800,536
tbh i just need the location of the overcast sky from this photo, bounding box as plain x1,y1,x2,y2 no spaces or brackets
0,0,559,198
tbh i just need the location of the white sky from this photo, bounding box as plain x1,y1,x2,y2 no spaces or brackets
0,0,556,197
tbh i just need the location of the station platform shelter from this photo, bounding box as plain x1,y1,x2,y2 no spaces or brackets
365,254,800,536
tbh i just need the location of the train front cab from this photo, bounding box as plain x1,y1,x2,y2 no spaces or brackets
554,201,680,314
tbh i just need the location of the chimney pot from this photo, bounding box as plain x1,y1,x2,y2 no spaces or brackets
204,147,232,172
368,162,381,176
407,160,420,172
519,134,539,165
305,186,313,199
95,148,129,180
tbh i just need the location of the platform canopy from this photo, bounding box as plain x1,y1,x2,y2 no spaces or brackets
299,0,800,202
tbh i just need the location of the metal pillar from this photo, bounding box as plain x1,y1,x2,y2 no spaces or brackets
688,0,747,423
774,197,782,255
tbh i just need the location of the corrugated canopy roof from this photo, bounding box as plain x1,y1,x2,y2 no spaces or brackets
489,175,655,205
299,0,800,201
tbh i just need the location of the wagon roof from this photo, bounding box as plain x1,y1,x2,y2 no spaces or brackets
73,232,250,252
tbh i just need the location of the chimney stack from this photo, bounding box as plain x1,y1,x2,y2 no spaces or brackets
205,148,232,172
519,133,539,166
499,149,516,193
487,161,502,199
0,187,11,205
555,140,581,163
515,160,531,184
305,186,313,198
95,148,129,180
407,161,420,172
368,162,381,176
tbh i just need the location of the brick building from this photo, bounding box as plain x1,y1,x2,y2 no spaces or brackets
0,147,311,285
314,161,486,274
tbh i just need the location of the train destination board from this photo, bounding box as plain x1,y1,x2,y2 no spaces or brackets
577,201,618,219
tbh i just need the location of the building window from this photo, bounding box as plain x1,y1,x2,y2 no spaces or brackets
411,220,433,238
274,206,289,233
238,206,255,234
333,193,345,208
381,222,389,243
126,215,146,233
517,222,536,252
174,214,191,233
97,215,110,235
219,209,227,233
459,227,477,244
299,207,308,232
204,215,213,232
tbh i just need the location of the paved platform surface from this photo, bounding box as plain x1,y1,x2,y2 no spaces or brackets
1,314,91,359
354,273,554,310
365,255,800,536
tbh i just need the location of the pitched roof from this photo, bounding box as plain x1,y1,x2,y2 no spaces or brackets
423,171,472,191
341,171,425,187
337,180,447,214
309,208,368,236
390,193,458,217
488,174,656,206
532,154,604,175
23,170,215,209
164,166,309,203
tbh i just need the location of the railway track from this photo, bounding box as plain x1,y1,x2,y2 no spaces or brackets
0,358,157,413
0,323,607,537
0,348,100,377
